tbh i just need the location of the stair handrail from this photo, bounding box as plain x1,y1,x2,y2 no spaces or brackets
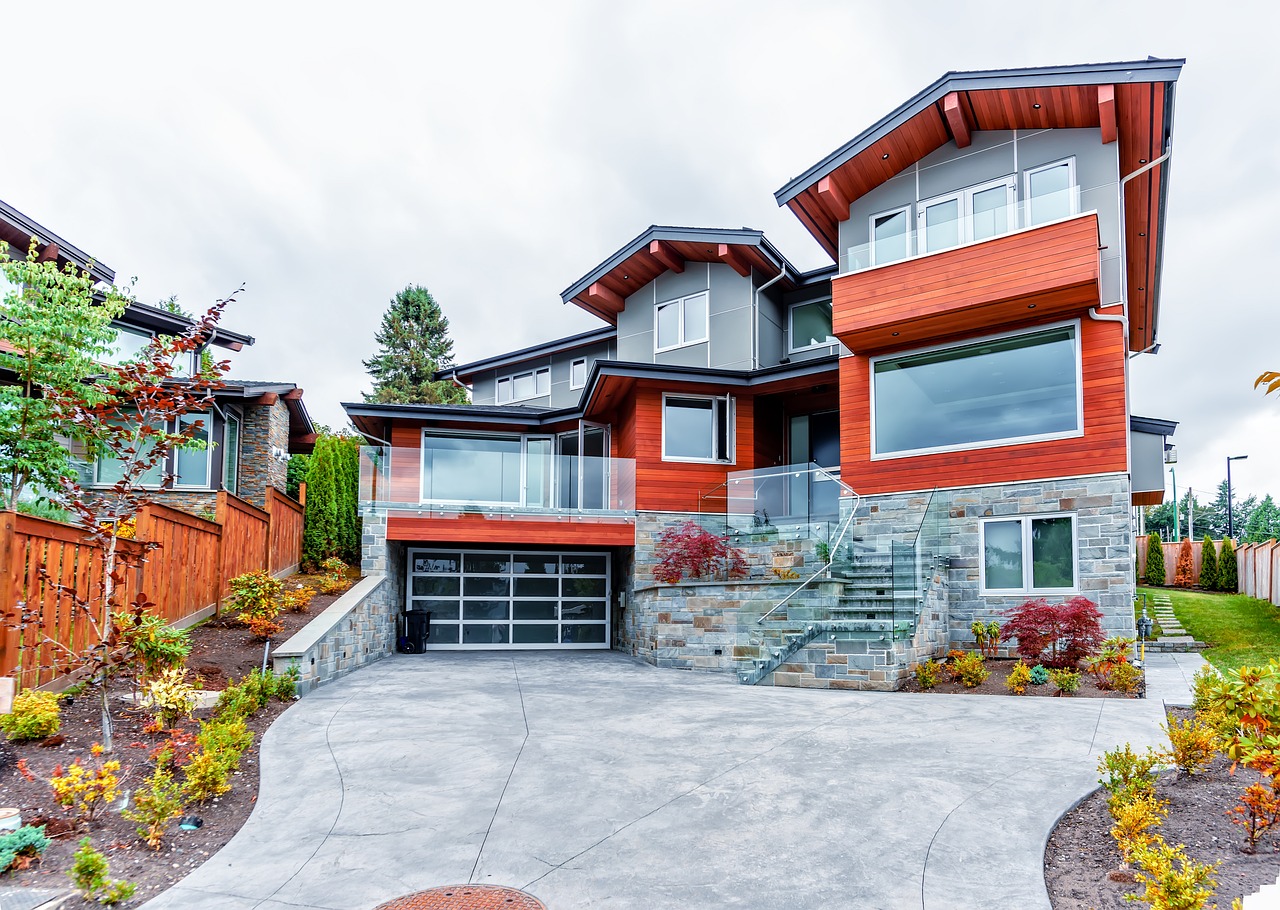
757,465,859,624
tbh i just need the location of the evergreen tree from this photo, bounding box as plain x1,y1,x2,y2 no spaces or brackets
1198,534,1219,591
1218,537,1239,593
1243,495,1280,544
302,436,339,566
1173,538,1195,588
1144,533,1166,586
285,454,309,501
336,436,361,564
363,285,469,404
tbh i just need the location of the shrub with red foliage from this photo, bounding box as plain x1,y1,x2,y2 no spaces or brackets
1173,537,1195,588
653,521,748,584
999,596,1105,669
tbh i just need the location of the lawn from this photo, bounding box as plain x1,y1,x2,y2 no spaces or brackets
1138,585,1280,672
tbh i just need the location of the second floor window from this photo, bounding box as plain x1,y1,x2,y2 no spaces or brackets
790,300,835,352
655,292,708,352
105,325,153,367
497,367,550,403
570,358,588,390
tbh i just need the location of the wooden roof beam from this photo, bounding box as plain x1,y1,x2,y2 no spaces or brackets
1098,84,1117,144
586,281,624,313
248,392,279,406
648,240,685,273
942,92,971,149
816,176,852,222
37,242,59,262
717,244,751,277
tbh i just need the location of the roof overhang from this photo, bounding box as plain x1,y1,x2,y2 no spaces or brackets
1130,415,1178,437
219,383,315,453
560,226,799,324
0,196,115,284
774,58,1183,352
440,326,617,382
123,302,256,351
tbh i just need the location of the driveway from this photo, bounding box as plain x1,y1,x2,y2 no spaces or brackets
138,652,1187,910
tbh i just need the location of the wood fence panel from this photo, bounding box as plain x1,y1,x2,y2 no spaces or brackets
266,488,304,576
216,492,270,599
1259,543,1273,606
1272,545,1280,607
135,504,222,623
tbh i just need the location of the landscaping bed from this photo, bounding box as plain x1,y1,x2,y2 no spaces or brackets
898,657,1144,699
0,570,352,907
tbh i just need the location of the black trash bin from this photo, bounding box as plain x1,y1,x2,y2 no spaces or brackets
405,611,431,654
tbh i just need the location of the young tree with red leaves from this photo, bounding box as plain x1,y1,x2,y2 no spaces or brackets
1173,537,1195,588
652,520,748,584
999,596,1105,669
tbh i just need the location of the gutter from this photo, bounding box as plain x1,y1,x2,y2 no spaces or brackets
753,264,788,369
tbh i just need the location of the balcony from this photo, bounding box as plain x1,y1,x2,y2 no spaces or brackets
833,184,1108,352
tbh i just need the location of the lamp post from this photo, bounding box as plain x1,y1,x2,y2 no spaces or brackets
1227,455,1249,539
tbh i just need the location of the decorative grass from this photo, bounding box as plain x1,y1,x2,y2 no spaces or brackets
1138,585,1280,673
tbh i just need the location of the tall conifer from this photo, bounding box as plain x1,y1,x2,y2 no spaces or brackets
363,285,468,404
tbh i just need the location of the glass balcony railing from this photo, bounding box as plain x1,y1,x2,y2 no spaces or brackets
839,182,1113,275
358,445,636,517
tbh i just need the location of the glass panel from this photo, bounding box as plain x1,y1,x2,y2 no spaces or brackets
563,577,607,597
514,577,558,597
464,554,511,574
463,600,509,620
223,414,240,494
582,427,606,510
413,599,460,620
463,624,509,644
513,554,557,574
414,553,460,573
513,372,536,399
971,184,1010,240
872,210,908,264
873,326,1078,455
423,434,521,503
96,417,166,487
791,301,834,349
497,378,511,402
1031,516,1075,589
922,198,961,252
560,600,607,621
105,325,152,366
562,555,607,575
412,576,460,597
175,414,210,487
656,302,680,348
1028,164,1073,225
525,438,552,508
665,398,714,459
984,520,1024,590
535,369,550,396
683,293,707,343
513,601,558,621
571,360,587,387
557,432,580,509
513,624,558,644
561,624,606,644
428,624,460,644
463,576,510,597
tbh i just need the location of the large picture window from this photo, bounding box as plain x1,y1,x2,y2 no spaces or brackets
871,323,1081,457
789,300,835,352
980,513,1077,594
655,292,708,352
421,433,522,504
662,394,732,463
93,413,215,489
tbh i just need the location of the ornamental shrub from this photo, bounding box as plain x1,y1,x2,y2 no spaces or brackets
1029,664,1050,686
122,763,184,849
141,668,199,730
0,825,50,874
0,690,60,741
951,652,988,688
1173,538,1195,588
1050,668,1081,696
1162,716,1217,776
1130,839,1219,907
1005,662,1032,695
1098,742,1161,811
68,838,135,904
1218,537,1238,593
317,557,348,594
182,718,253,802
50,748,121,824
114,610,192,686
226,570,285,639
1110,794,1167,867
1000,596,1104,669
914,659,942,690
653,520,748,584
1145,533,1166,586
1198,536,1219,591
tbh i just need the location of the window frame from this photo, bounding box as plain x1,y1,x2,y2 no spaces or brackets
222,410,241,495
92,412,219,491
979,512,1079,596
653,292,709,354
917,174,1017,252
868,319,1085,460
172,412,214,490
868,205,912,266
788,299,836,353
496,366,551,404
569,358,588,390
1024,157,1078,227
661,393,734,464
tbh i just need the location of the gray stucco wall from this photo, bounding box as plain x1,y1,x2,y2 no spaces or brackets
616,262,755,370
467,339,616,408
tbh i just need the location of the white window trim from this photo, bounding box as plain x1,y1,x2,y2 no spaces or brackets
172,412,214,489
1024,157,1078,226
569,358,588,390
868,205,912,266
788,299,837,354
979,511,1079,596
661,392,735,464
917,174,1017,252
868,319,1085,461
496,366,551,404
653,292,709,354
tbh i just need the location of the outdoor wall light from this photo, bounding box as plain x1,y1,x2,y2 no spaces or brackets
881,153,890,160
179,816,203,831
1033,103,1042,109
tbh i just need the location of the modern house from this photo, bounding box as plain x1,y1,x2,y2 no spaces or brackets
347,58,1182,688
0,198,316,514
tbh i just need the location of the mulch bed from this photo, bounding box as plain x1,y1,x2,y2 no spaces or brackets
898,657,1144,699
1045,707,1280,908
0,570,355,907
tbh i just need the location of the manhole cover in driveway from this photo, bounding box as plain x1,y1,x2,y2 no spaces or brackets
373,885,547,910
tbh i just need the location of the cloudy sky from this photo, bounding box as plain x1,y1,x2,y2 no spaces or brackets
1,0,1274,504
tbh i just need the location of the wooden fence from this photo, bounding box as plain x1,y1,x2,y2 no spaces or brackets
1239,541,1280,607
1136,537,1223,586
0,489,306,688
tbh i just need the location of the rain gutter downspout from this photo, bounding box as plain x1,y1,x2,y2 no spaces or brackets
754,264,788,369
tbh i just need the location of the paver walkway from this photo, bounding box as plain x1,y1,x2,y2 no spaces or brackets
120,651,1201,910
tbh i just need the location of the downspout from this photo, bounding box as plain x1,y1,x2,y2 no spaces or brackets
754,265,788,369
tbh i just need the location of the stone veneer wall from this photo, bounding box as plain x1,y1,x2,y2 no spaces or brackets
240,399,290,510
273,574,394,695
361,508,407,624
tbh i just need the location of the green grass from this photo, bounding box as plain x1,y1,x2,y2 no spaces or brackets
1138,585,1280,673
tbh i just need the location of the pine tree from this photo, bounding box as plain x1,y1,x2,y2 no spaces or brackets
363,285,469,404
1243,495,1280,544
1173,538,1195,588
1218,537,1239,593
1198,534,1219,591
1144,533,1166,586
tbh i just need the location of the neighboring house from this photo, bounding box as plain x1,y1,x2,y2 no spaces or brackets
345,58,1182,687
0,199,315,515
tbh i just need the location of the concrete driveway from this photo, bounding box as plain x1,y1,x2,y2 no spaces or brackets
138,652,1188,910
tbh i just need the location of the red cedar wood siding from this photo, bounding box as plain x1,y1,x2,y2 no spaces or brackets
838,314,1128,496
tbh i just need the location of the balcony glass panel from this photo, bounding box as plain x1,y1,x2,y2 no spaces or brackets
872,209,909,264
423,434,520,504
1028,165,1073,225
921,198,961,253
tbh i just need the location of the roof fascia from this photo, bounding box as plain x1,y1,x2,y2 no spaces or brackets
440,326,617,380
122,302,255,350
1130,415,1178,437
0,197,115,283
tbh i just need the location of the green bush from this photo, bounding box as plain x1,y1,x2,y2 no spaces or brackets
68,838,136,904
1029,664,1050,686
0,825,50,874
1005,662,1032,695
1144,533,1166,586
214,667,297,722
1098,742,1162,812
1198,536,1219,591
914,659,942,690
114,610,191,684
123,764,185,849
950,652,988,688
182,718,253,802
0,690,61,741
1218,537,1238,593
1050,668,1081,696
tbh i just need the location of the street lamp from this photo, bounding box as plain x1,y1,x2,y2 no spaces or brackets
1227,455,1249,539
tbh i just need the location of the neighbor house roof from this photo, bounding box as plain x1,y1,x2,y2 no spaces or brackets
0,197,115,284
220,380,315,453
439,326,617,383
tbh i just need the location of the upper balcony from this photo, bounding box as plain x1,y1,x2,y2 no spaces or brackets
833,184,1108,352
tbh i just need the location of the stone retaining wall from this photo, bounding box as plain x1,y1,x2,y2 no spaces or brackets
273,575,393,695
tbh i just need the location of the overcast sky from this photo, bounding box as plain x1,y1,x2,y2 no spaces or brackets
1,0,1275,505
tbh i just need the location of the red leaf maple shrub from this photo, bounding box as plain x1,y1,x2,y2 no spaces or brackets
999,596,1105,669
652,521,748,584
1173,537,1195,588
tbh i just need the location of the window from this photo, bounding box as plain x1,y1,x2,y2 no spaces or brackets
662,394,733,463
869,207,910,265
981,513,1077,594
94,417,167,488
104,325,153,367
1025,158,1077,226
496,367,550,403
422,433,522,504
871,323,1081,457
174,413,212,488
789,300,835,352
570,358,588,390
917,175,1016,253
654,292,708,352
222,413,241,494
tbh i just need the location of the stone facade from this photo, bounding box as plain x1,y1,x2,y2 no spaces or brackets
239,398,291,510
273,575,395,695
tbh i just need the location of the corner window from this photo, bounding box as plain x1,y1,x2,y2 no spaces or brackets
871,323,1081,458
496,367,550,403
789,300,835,352
570,358,587,390
980,513,1077,594
1025,158,1077,226
174,413,212,488
870,207,910,265
662,394,733,463
222,413,241,495
655,292,708,352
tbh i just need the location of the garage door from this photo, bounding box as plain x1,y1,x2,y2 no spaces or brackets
406,549,611,649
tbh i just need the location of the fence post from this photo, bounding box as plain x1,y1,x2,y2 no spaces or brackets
0,512,17,683
215,491,228,616
263,489,275,576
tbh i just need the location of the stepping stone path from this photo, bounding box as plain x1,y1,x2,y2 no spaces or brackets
1143,592,1207,652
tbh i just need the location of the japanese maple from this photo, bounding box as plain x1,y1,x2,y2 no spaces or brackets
999,596,1105,669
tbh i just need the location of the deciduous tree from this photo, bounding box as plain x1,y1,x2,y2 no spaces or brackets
362,285,468,404
1173,538,1195,588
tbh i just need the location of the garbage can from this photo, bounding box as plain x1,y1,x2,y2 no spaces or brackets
405,611,431,654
